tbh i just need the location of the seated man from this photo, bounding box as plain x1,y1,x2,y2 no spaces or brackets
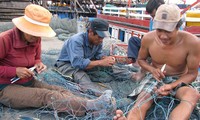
55,18,136,95
127,0,165,81
114,4,200,120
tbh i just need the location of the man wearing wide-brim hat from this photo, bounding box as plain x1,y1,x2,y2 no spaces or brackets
0,4,116,116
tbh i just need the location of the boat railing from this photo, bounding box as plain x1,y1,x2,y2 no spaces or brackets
98,1,200,42
102,7,151,20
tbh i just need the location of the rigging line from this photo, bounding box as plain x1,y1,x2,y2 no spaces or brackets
166,98,175,119
54,110,59,120
153,97,167,119
124,72,182,118
137,81,159,108
124,82,158,115
124,88,152,115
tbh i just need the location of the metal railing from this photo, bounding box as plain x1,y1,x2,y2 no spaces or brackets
102,6,151,20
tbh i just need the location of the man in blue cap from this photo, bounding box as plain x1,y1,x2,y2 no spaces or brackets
54,18,121,95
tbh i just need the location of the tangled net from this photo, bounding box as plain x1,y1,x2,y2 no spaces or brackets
0,31,199,119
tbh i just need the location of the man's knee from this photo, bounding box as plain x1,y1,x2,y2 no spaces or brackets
178,87,199,107
73,70,91,84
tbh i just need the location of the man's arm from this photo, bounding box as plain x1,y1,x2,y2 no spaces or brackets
157,35,200,96
170,36,200,89
138,33,155,73
85,56,115,69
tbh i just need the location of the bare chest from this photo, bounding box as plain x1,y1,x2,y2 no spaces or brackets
149,44,187,66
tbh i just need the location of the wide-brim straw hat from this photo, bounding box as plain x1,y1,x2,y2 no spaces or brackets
12,4,56,37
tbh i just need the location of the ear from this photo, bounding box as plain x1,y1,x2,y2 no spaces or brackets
88,29,92,32
89,29,95,35
88,29,92,34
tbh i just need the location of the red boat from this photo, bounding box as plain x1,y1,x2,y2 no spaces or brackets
97,0,200,42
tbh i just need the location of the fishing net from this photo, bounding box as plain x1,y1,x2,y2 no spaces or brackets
4,38,197,120
50,17,77,41
0,38,199,120
0,22,199,119
0,22,14,33
110,43,133,64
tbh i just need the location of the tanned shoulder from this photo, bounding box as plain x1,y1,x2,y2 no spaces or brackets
141,31,155,44
180,31,200,59
180,31,199,45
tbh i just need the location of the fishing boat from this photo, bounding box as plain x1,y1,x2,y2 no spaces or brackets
97,0,200,42
43,0,200,42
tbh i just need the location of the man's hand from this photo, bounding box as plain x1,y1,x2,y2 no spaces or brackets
16,67,35,79
151,68,166,81
99,56,116,66
35,62,47,74
155,84,173,96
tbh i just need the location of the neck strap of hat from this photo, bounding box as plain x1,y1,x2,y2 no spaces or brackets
24,15,49,27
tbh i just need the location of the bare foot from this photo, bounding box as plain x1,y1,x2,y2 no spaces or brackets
132,61,140,68
113,110,127,120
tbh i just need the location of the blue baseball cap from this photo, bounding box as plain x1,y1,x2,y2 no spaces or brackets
90,18,110,38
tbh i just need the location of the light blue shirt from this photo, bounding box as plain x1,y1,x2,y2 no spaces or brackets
57,32,103,70
149,18,153,31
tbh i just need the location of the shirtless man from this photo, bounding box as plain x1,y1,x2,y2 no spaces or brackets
127,0,165,81
114,4,200,120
